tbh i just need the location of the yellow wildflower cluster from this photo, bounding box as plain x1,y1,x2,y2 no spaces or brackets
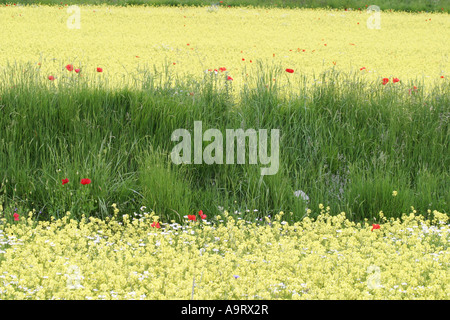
0,5,447,91
0,208,448,299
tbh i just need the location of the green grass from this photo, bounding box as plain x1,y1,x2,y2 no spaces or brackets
0,63,448,223
2,0,449,13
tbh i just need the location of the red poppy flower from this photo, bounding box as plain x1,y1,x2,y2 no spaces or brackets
75,68,80,73
48,75,55,81
227,76,233,81
382,78,389,85
408,86,419,95
13,213,19,221
151,221,161,228
219,67,227,72
285,68,294,73
188,215,196,221
441,76,444,78
62,178,69,185
96,67,103,73
65,64,74,72
80,178,91,185
393,78,400,83
371,224,380,231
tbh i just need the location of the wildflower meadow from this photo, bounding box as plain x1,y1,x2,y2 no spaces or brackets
0,0,448,302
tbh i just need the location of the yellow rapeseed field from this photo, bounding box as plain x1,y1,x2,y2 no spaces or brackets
0,207,448,299
1,5,448,91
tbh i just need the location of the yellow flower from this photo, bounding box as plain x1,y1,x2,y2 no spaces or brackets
1,6,445,94
0,208,448,299
392,191,398,197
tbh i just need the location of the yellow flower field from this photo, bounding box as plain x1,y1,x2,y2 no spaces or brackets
1,5,448,91
0,208,448,299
